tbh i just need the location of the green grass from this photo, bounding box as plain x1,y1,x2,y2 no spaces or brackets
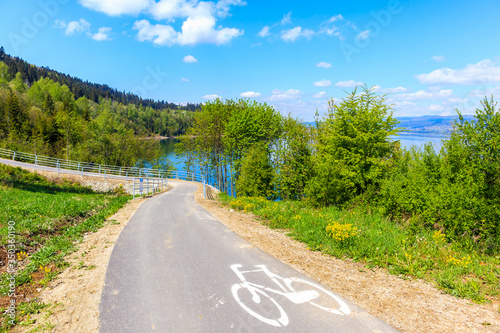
0,165,131,331
221,194,500,304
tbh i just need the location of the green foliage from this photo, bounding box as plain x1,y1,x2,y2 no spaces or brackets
235,144,274,197
219,194,499,303
271,116,313,200
306,86,400,206
178,98,282,193
378,98,500,251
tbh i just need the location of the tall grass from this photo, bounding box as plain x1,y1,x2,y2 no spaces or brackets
221,194,500,303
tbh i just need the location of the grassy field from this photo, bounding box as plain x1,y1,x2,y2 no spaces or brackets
0,164,130,331
221,194,500,305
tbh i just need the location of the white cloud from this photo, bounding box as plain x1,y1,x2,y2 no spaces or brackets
416,59,500,85
313,91,327,99
183,55,198,63
133,17,242,46
314,80,332,87
133,20,178,46
319,15,344,38
357,30,370,41
335,80,363,88
281,11,292,25
382,86,408,93
203,94,221,100
316,62,332,69
391,89,454,101
428,104,444,112
432,55,445,62
281,26,314,42
240,91,261,98
56,19,91,35
267,89,302,101
79,0,150,16
469,86,500,97
92,27,112,41
258,26,270,37
181,78,190,82
215,0,247,18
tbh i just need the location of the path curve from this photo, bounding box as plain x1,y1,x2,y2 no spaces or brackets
99,181,399,332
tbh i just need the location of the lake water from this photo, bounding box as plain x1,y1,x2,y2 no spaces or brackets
160,134,448,172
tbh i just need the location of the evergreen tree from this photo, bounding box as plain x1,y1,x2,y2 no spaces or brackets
43,93,55,115
7,89,26,136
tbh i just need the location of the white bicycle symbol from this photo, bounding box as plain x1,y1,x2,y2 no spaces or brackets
231,264,351,327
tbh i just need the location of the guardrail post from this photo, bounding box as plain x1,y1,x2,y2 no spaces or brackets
12,152,16,161
104,169,107,179
57,159,60,174
126,172,128,181
203,179,206,198
119,167,122,176
99,165,101,174
132,178,135,198
78,162,80,172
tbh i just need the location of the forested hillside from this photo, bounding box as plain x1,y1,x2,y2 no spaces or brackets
0,49,197,167
0,47,200,111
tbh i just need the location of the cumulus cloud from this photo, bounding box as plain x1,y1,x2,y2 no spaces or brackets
181,78,190,82
281,26,314,42
267,89,302,101
203,94,221,100
258,26,270,37
133,20,178,46
133,17,242,46
314,80,332,87
183,55,198,63
80,0,245,46
313,91,327,99
316,62,332,69
432,55,445,62
416,59,500,85
335,80,363,88
79,0,150,16
56,19,91,35
372,85,408,94
240,91,261,98
390,89,454,101
92,27,112,41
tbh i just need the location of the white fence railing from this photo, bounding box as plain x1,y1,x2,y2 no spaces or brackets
0,148,216,198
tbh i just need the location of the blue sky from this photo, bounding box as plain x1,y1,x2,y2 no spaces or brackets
1,0,499,121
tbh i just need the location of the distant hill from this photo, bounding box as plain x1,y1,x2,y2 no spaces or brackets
305,115,476,135
0,46,200,111
396,115,475,135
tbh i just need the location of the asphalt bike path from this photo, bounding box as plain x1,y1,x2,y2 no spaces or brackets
99,181,399,332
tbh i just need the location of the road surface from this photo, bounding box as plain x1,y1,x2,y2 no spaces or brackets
99,181,399,332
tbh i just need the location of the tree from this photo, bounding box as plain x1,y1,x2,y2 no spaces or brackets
306,86,400,206
7,89,28,138
271,116,313,200
43,93,55,115
235,144,274,198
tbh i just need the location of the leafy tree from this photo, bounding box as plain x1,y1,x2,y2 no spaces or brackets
306,86,400,206
271,116,313,200
235,144,274,197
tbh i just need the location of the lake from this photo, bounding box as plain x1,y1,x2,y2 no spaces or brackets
160,133,448,172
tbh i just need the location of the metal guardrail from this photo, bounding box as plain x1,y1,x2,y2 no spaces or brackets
0,148,216,198
131,177,169,198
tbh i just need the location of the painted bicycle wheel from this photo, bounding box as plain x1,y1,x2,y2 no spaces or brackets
231,283,289,327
